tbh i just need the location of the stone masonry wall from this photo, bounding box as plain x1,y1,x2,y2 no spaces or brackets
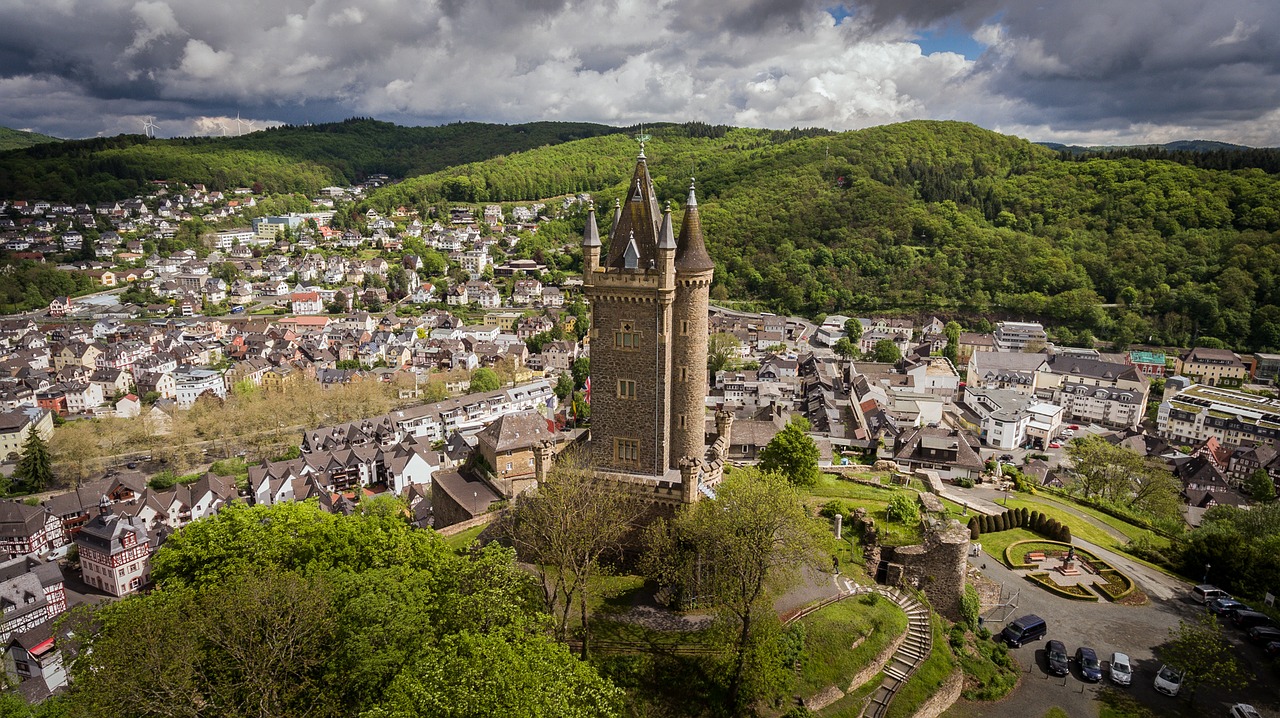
669,275,711,469
882,521,970,623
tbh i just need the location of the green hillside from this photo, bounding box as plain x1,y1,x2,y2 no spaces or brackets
0,126,62,151
371,120,1280,352
0,118,623,202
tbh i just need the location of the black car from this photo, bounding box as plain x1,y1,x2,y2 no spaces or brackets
1075,646,1103,682
1248,626,1280,644
1046,640,1070,676
1208,598,1249,616
1266,641,1280,658
999,454,1015,463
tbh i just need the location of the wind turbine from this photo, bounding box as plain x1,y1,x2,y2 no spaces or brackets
217,120,229,137
242,118,258,135
142,117,159,138
234,112,245,136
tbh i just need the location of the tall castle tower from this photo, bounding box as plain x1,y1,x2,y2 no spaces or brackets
582,148,715,482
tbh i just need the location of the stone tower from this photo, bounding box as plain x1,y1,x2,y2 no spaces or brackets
582,148,714,482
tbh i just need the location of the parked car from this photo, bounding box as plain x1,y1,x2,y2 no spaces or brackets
230,305,245,314
1049,442,1062,449
1046,640,1070,676
1109,652,1132,686
1233,610,1275,630
1075,646,1103,682
1001,614,1048,648
1192,584,1231,604
1229,705,1263,718
998,454,1015,463
1068,424,1080,430
1266,641,1280,657
1207,597,1248,616
1248,625,1280,644
1154,664,1183,697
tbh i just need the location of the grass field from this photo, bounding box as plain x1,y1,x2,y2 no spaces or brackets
975,527,1040,564
797,593,909,698
442,523,486,551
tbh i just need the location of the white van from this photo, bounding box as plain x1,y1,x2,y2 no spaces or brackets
1192,584,1229,604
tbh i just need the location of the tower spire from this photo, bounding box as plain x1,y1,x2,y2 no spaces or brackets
582,200,601,248
675,177,714,272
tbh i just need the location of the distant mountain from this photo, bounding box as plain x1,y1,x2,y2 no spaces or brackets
1037,139,1252,153
0,118,625,202
0,126,62,151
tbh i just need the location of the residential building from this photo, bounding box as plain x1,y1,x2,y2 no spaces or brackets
0,502,65,560
475,410,567,498
891,427,985,480
1159,381,1280,450
0,557,66,644
964,387,1063,451
1035,355,1149,430
1252,352,1280,386
1126,349,1169,379
174,368,227,408
75,504,150,597
994,321,1047,352
0,409,53,462
1177,347,1249,388
966,352,1049,396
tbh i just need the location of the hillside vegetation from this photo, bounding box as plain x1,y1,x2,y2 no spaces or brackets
369,120,1280,352
0,126,62,152
0,118,623,202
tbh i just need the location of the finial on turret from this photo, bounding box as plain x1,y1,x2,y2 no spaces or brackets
686,177,698,207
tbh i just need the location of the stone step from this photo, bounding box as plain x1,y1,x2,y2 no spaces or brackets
884,666,908,682
896,647,925,662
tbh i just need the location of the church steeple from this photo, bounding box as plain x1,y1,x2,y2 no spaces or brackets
675,178,714,273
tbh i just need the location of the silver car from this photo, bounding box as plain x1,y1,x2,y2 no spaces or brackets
1109,652,1132,686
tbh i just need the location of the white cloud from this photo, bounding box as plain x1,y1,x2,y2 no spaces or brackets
1210,19,1258,47
126,0,184,55
179,39,232,78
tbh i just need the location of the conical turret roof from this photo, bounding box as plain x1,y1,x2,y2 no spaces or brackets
581,201,601,248
604,155,661,270
675,179,714,272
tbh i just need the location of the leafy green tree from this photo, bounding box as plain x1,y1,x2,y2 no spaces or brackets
759,417,821,487
1245,469,1276,503
843,317,862,339
469,367,501,393
833,337,858,360
13,426,53,492
707,332,742,374
1161,613,1248,704
870,339,901,364
642,469,830,712
553,372,574,404
570,357,590,390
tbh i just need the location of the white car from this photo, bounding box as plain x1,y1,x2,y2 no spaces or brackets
1229,705,1262,718
1109,652,1132,686
1154,664,1182,697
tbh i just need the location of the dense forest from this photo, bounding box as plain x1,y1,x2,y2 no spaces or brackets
0,126,62,152
369,120,1280,352
0,119,625,202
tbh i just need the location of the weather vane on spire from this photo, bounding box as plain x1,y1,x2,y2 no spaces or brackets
635,124,651,157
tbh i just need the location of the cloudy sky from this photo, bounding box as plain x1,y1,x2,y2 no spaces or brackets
1,0,1278,145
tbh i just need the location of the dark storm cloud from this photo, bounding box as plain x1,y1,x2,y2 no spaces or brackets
0,0,1277,144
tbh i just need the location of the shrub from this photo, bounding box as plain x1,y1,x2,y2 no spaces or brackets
968,517,980,540
1031,511,1044,532
1008,509,1020,529
886,493,920,524
818,499,846,520
1019,507,1030,527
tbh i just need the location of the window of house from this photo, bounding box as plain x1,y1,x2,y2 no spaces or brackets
615,438,639,464
617,379,636,400
505,462,513,471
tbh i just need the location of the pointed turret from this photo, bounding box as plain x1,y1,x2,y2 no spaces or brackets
675,178,715,273
582,201,601,248
657,202,676,251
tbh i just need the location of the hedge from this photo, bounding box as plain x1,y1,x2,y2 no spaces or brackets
968,508,1071,543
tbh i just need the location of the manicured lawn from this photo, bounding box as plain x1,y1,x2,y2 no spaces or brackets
442,524,486,551
885,612,956,718
975,527,1041,564
998,497,1120,549
797,593,909,698
807,472,897,500
1030,494,1172,550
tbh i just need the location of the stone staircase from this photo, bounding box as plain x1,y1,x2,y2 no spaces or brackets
861,588,932,718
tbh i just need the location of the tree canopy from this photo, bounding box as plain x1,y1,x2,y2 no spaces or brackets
62,501,622,718
758,416,821,487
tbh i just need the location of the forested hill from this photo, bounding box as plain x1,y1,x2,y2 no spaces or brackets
0,126,62,152
370,120,1280,352
0,118,623,202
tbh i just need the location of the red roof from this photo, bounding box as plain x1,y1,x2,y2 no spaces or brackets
291,292,320,302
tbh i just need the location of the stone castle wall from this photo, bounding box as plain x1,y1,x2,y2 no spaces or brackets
880,521,970,623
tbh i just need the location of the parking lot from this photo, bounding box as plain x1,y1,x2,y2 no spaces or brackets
943,553,1279,717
